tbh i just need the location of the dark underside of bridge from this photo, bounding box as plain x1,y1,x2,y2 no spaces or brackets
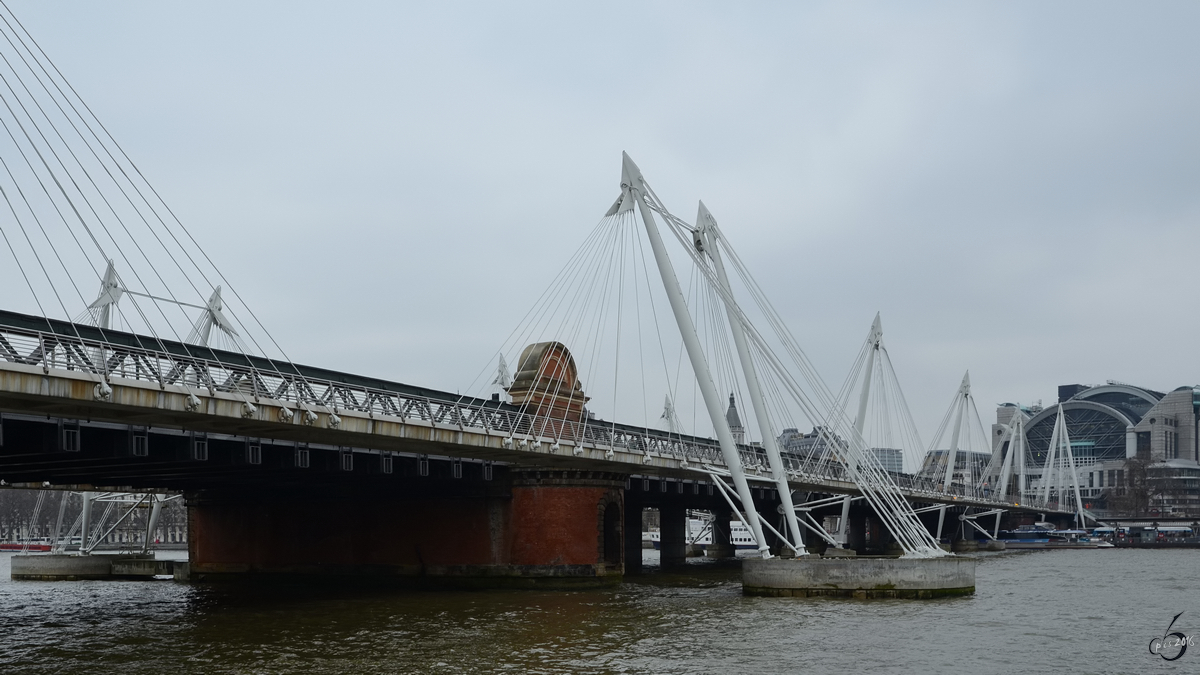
0,413,640,586
0,412,1053,585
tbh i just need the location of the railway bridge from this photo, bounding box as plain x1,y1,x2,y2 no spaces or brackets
0,309,1064,585
0,5,1073,586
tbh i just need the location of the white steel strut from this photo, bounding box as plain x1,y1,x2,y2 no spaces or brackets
1039,405,1086,523
838,314,883,544
612,152,771,557
633,166,945,557
696,201,806,554
981,411,1027,503
941,372,971,491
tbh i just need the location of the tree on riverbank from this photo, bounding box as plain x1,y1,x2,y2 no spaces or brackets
1108,455,1153,517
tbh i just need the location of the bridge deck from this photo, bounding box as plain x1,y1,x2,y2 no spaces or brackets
0,310,1064,514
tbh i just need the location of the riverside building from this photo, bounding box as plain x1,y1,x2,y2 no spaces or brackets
994,382,1200,517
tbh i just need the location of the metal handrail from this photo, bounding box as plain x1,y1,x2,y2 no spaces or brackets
0,323,730,463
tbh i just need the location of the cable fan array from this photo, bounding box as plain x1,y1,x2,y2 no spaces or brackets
0,2,345,423
467,153,947,558
923,373,993,499
456,174,772,483
832,313,927,477
832,324,1080,513
655,185,945,557
1035,406,1086,521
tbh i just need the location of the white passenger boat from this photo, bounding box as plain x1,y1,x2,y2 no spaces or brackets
643,518,761,550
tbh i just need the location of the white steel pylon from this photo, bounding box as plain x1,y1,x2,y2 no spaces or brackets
660,394,682,434
185,286,240,347
84,261,240,348
610,152,772,558
838,314,884,544
492,354,512,401
988,410,1027,499
1039,405,1086,523
838,313,926,473
696,201,805,554
87,260,124,329
979,411,1028,503
943,372,971,491
609,152,944,558
925,371,990,497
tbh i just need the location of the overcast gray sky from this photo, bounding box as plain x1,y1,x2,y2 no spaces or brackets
7,1,1200,439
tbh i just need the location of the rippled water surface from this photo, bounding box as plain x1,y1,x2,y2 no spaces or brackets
2,549,1198,673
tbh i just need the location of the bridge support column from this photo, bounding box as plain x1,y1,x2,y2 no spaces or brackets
659,504,687,568
868,512,900,555
624,493,644,575
707,505,735,559
508,469,626,580
846,507,867,554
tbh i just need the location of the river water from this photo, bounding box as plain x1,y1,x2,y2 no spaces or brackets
0,549,1197,674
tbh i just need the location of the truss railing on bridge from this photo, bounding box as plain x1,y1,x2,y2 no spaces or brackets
0,316,733,463
0,313,1047,511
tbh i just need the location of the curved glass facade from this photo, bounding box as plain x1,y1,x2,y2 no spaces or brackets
1023,384,1164,468
1026,406,1130,467
1077,390,1156,424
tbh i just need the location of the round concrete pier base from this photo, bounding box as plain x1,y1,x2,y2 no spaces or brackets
743,555,975,599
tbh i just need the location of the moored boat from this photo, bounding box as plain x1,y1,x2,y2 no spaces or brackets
0,542,52,552
998,522,1113,549
643,518,761,550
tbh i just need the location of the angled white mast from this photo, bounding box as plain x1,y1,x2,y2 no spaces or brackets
185,286,240,347
1039,407,1062,505
983,411,1028,503
660,394,682,434
696,201,806,554
838,313,883,544
941,372,971,491
1017,413,1027,498
1062,412,1086,525
85,261,240,348
492,354,512,401
613,152,771,558
87,260,124,330
610,153,944,558
994,415,1018,498
1040,405,1085,522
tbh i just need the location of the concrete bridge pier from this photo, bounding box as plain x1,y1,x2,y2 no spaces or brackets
706,505,736,559
868,512,900,555
624,495,644,575
186,467,628,588
845,507,868,553
659,504,687,568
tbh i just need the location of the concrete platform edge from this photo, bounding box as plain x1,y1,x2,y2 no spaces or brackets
742,555,976,599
